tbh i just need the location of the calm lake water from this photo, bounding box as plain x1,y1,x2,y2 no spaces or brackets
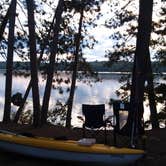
0,70,164,127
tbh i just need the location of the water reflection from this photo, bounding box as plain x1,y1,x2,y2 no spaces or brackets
0,71,164,127
0,71,123,126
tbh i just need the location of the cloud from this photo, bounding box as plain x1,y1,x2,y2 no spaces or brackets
82,1,114,61
83,25,113,61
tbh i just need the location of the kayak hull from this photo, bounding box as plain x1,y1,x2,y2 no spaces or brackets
0,132,145,165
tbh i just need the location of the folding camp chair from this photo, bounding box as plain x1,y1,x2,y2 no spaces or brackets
81,104,109,144
112,100,130,146
112,100,145,148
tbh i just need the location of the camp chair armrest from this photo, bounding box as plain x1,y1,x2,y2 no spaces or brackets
77,116,85,122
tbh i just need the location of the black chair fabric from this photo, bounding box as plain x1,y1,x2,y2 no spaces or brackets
82,104,107,143
82,104,105,128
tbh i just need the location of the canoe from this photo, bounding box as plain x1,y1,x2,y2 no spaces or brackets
0,130,145,165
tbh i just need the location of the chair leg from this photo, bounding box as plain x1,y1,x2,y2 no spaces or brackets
83,124,85,138
92,130,95,139
104,127,107,144
113,129,117,146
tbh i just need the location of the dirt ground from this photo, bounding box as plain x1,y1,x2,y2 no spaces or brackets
0,123,165,166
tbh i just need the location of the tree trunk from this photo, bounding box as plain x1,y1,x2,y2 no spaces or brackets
3,0,17,123
13,8,57,123
147,76,159,128
41,0,64,124
13,80,32,123
123,0,154,142
26,0,41,127
129,0,159,131
65,5,84,128
146,51,159,128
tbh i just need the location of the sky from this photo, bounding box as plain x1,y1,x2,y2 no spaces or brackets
82,1,114,61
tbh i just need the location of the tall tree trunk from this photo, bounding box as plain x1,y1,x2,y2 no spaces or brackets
26,0,41,127
146,51,159,128
3,0,17,123
13,80,32,123
65,5,84,128
41,0,64,124
129,0,159,131
123,0,154,144
13,8,58,123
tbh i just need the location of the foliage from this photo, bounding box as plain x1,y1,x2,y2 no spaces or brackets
105,0,165,64
47,101,67,126
18,109,33,124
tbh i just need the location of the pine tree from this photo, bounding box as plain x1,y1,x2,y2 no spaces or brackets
65,1,84,128
41,0,64,124
26,0,41,127
3,0,17,123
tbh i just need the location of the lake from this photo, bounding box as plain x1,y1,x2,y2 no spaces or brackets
0,70,164,127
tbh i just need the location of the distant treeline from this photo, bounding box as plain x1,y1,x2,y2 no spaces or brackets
0,61,165,73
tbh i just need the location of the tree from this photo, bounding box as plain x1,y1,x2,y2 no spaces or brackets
65,1,84,128
105,0,163,128
41,0,64,124
64,0,105,128
129,0,159,130
10,0,101,125
40,0,103,126
126,0,158,143
151,6,166,64
148,5,165,126
26,0,41,127
3,0,17,123
13,3,59,123
146,52,159,128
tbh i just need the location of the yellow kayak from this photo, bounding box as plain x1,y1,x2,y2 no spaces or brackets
0,130,145,165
